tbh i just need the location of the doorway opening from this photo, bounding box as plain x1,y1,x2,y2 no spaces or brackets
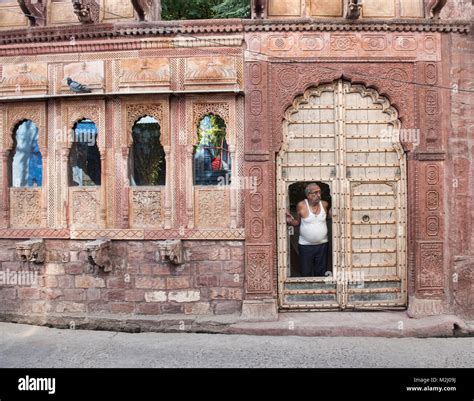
287,181,333,278
276,79,408,310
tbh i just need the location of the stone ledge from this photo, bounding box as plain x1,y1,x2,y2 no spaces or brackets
0,311,471,337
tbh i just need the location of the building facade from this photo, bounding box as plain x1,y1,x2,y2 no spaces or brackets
0,0,472,328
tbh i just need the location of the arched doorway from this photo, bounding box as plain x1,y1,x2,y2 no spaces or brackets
277,80,407,310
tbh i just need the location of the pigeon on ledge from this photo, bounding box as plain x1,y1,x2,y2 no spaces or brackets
66,77,91,93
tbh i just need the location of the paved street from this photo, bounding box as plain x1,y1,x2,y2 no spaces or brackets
0,322,472,368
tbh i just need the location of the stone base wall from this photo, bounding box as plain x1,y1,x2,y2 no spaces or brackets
0,240,245,319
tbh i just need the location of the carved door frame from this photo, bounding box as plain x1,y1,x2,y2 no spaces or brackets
276,79,408,310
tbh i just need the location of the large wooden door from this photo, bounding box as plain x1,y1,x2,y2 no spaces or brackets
277,80,407,310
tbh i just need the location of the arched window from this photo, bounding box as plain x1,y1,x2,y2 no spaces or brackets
68,119,101,186
193,114,231,185
10,120,42,188
130,116,165,186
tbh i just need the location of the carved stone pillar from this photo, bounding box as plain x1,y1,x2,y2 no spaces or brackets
99,150,107,228
229,144,237,229
185,144,194,229
60,147,69,228
40,149,48,227
163,145,172,229
241,59,277,321
121,146,130,229
1,151,10,228
408,60,448,317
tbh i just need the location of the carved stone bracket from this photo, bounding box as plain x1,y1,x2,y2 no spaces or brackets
131,0,162,22
251,0,267,19
15,238,45,264
156,239,185,265
426,0,448,19
85,238,112,272
72,0,100,24
17,0,47,27
345,0,362,20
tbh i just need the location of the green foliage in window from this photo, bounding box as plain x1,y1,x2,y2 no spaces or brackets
212,0,251,18
161,0,250,20
195,115,226,159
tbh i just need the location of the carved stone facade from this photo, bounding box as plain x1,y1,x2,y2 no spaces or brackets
0,1,472,325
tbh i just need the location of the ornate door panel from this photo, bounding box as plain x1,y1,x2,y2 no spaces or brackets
277,80,407,310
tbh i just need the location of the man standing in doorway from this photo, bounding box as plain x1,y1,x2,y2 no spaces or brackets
286,183,331,277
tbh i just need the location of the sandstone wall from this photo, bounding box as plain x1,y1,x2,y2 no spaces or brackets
0,240,245,318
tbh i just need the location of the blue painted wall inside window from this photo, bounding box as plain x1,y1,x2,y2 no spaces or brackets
12,120,42,187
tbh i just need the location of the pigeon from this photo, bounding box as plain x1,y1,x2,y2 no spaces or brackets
66,77,91,93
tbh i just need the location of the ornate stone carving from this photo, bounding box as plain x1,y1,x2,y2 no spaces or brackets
119,59,170,90
425,90,439,115
426,216,439,236
249,91,263,116
345,0,361,19
5,103,45,151
72,0,100,24
426,165,439,185
0,63,48,96
270,63,416,150
17,0,46,26
126,103,163,144
71,190,99,228
361,35,387,51
246,245,272,293
131,0,162,21
418,242,443,291
248,166,263,186
393,36,417,51
157,239,185,265
251,0,267,19
10,189,41,228
193,102,230,132
85,238,112,272
131,190,162,227
426,190,439,210
62,61,104,93
267,35,294,51
15,238,45,264
195,189,230,229
330,35,357,51
299,35,325,51
249,63,262,85
185,57,237,88
250,218,264,238
425,63,438,85
426,0,447,19
250,193,263,212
